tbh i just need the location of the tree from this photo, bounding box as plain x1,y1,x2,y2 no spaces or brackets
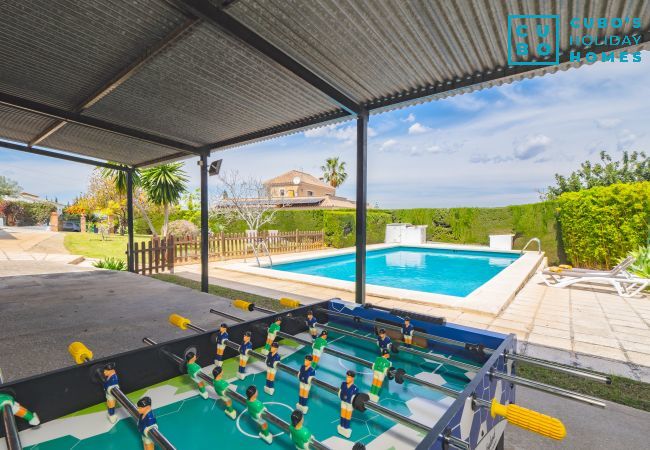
543,151,650,199
320,157,348,188
100,165,158,236
140,163,189,236
0,175,22,198
211,171,278,232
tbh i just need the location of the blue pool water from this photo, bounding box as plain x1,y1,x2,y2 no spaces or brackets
272,246,519,297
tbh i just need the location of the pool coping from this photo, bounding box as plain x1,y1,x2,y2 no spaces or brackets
217,243,545,316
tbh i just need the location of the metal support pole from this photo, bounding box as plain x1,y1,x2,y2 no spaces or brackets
126,169,135,273
355,110,368,305
199,153,209,293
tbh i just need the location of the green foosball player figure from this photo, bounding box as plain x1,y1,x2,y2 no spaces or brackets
246,385,273,444
311,330,328,368
289,409,313,450
0,392,40,426
185,352,208,399
212,366,237,419
262,317,282,356
369,349,391,402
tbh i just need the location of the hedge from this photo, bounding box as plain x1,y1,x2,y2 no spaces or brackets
0,200,56,225
556,182,650,269
323,210,392,248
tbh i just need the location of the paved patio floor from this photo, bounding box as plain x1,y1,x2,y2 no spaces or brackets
175,259,650,379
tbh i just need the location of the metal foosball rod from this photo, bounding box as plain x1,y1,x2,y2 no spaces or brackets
198,310,567,441
0,370,22,450
168,315,471,449
223,302,607,407
142,338,332,450
322,306,611,384
66,342,176,450
317,321,605,408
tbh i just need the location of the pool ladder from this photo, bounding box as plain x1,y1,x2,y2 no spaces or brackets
245,238,273,267
521,237,541,254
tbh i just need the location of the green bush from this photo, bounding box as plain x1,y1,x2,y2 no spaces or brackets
0,200,55,225
92,257,127,271
556,182,650,269
322,210,392,248
624,245,650,279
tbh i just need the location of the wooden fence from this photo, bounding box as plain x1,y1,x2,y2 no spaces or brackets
130,230,325,274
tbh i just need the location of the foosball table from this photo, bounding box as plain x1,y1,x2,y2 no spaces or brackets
0,299,610,450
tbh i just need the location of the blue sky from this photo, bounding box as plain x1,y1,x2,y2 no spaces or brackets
1,52,649,208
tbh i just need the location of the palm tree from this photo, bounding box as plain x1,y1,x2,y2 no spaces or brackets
141,163,189,236
100,166,158,236
320,157,348,188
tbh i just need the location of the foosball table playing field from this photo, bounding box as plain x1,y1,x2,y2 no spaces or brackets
0,299,611,450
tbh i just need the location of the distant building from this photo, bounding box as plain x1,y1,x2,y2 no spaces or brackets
263,170,355,209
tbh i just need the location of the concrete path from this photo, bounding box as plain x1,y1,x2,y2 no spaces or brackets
0,227,85,271
506,386,650,449
0,269,245,381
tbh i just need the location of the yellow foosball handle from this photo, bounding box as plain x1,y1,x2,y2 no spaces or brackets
169,313,191,330
68,341,93,365
279,297,300,308
491,399,566,440
233,299,254,311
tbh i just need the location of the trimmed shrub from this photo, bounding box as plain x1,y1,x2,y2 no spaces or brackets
323,210,392,248
0,200,55,225
556,182,650,269
167,220,199,238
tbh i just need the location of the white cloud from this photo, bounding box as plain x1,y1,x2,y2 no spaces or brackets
595,118,622,129
617,128,638,150
448,95,487,111
408,122,431,134
402,113,416,123
304,123,376,142
379,139,398,151
513,134,551,160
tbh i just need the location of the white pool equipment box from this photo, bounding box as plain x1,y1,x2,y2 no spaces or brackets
489,234,515,251
385,223,427,245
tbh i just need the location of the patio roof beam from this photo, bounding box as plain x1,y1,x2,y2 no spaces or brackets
176,0,361,118
28,17,200,147
0,92,202,156
134,152,192,168
0,139,129,171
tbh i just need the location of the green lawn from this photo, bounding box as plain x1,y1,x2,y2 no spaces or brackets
63,232,151,262
152,273,650,412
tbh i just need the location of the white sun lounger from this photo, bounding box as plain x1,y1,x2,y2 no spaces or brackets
542,256,648,298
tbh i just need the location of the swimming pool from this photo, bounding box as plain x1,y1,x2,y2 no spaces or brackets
272,246,520,297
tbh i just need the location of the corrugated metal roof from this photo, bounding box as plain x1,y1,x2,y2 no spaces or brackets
0,0,648,165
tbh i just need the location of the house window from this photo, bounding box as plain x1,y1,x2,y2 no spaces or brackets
307,191,313,196
280,189,285,196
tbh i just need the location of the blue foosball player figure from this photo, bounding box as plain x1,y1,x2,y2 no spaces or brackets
246,386,273,444
289,409,314,450
185,351,208,399
402,317,414,348
376,328,392,353
265,342,281,395
214,323,229,367
296,355,315,413
238,331,253,380
102,362,119,423
306,310,318,340
136,396,158,450
337,370,359,438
